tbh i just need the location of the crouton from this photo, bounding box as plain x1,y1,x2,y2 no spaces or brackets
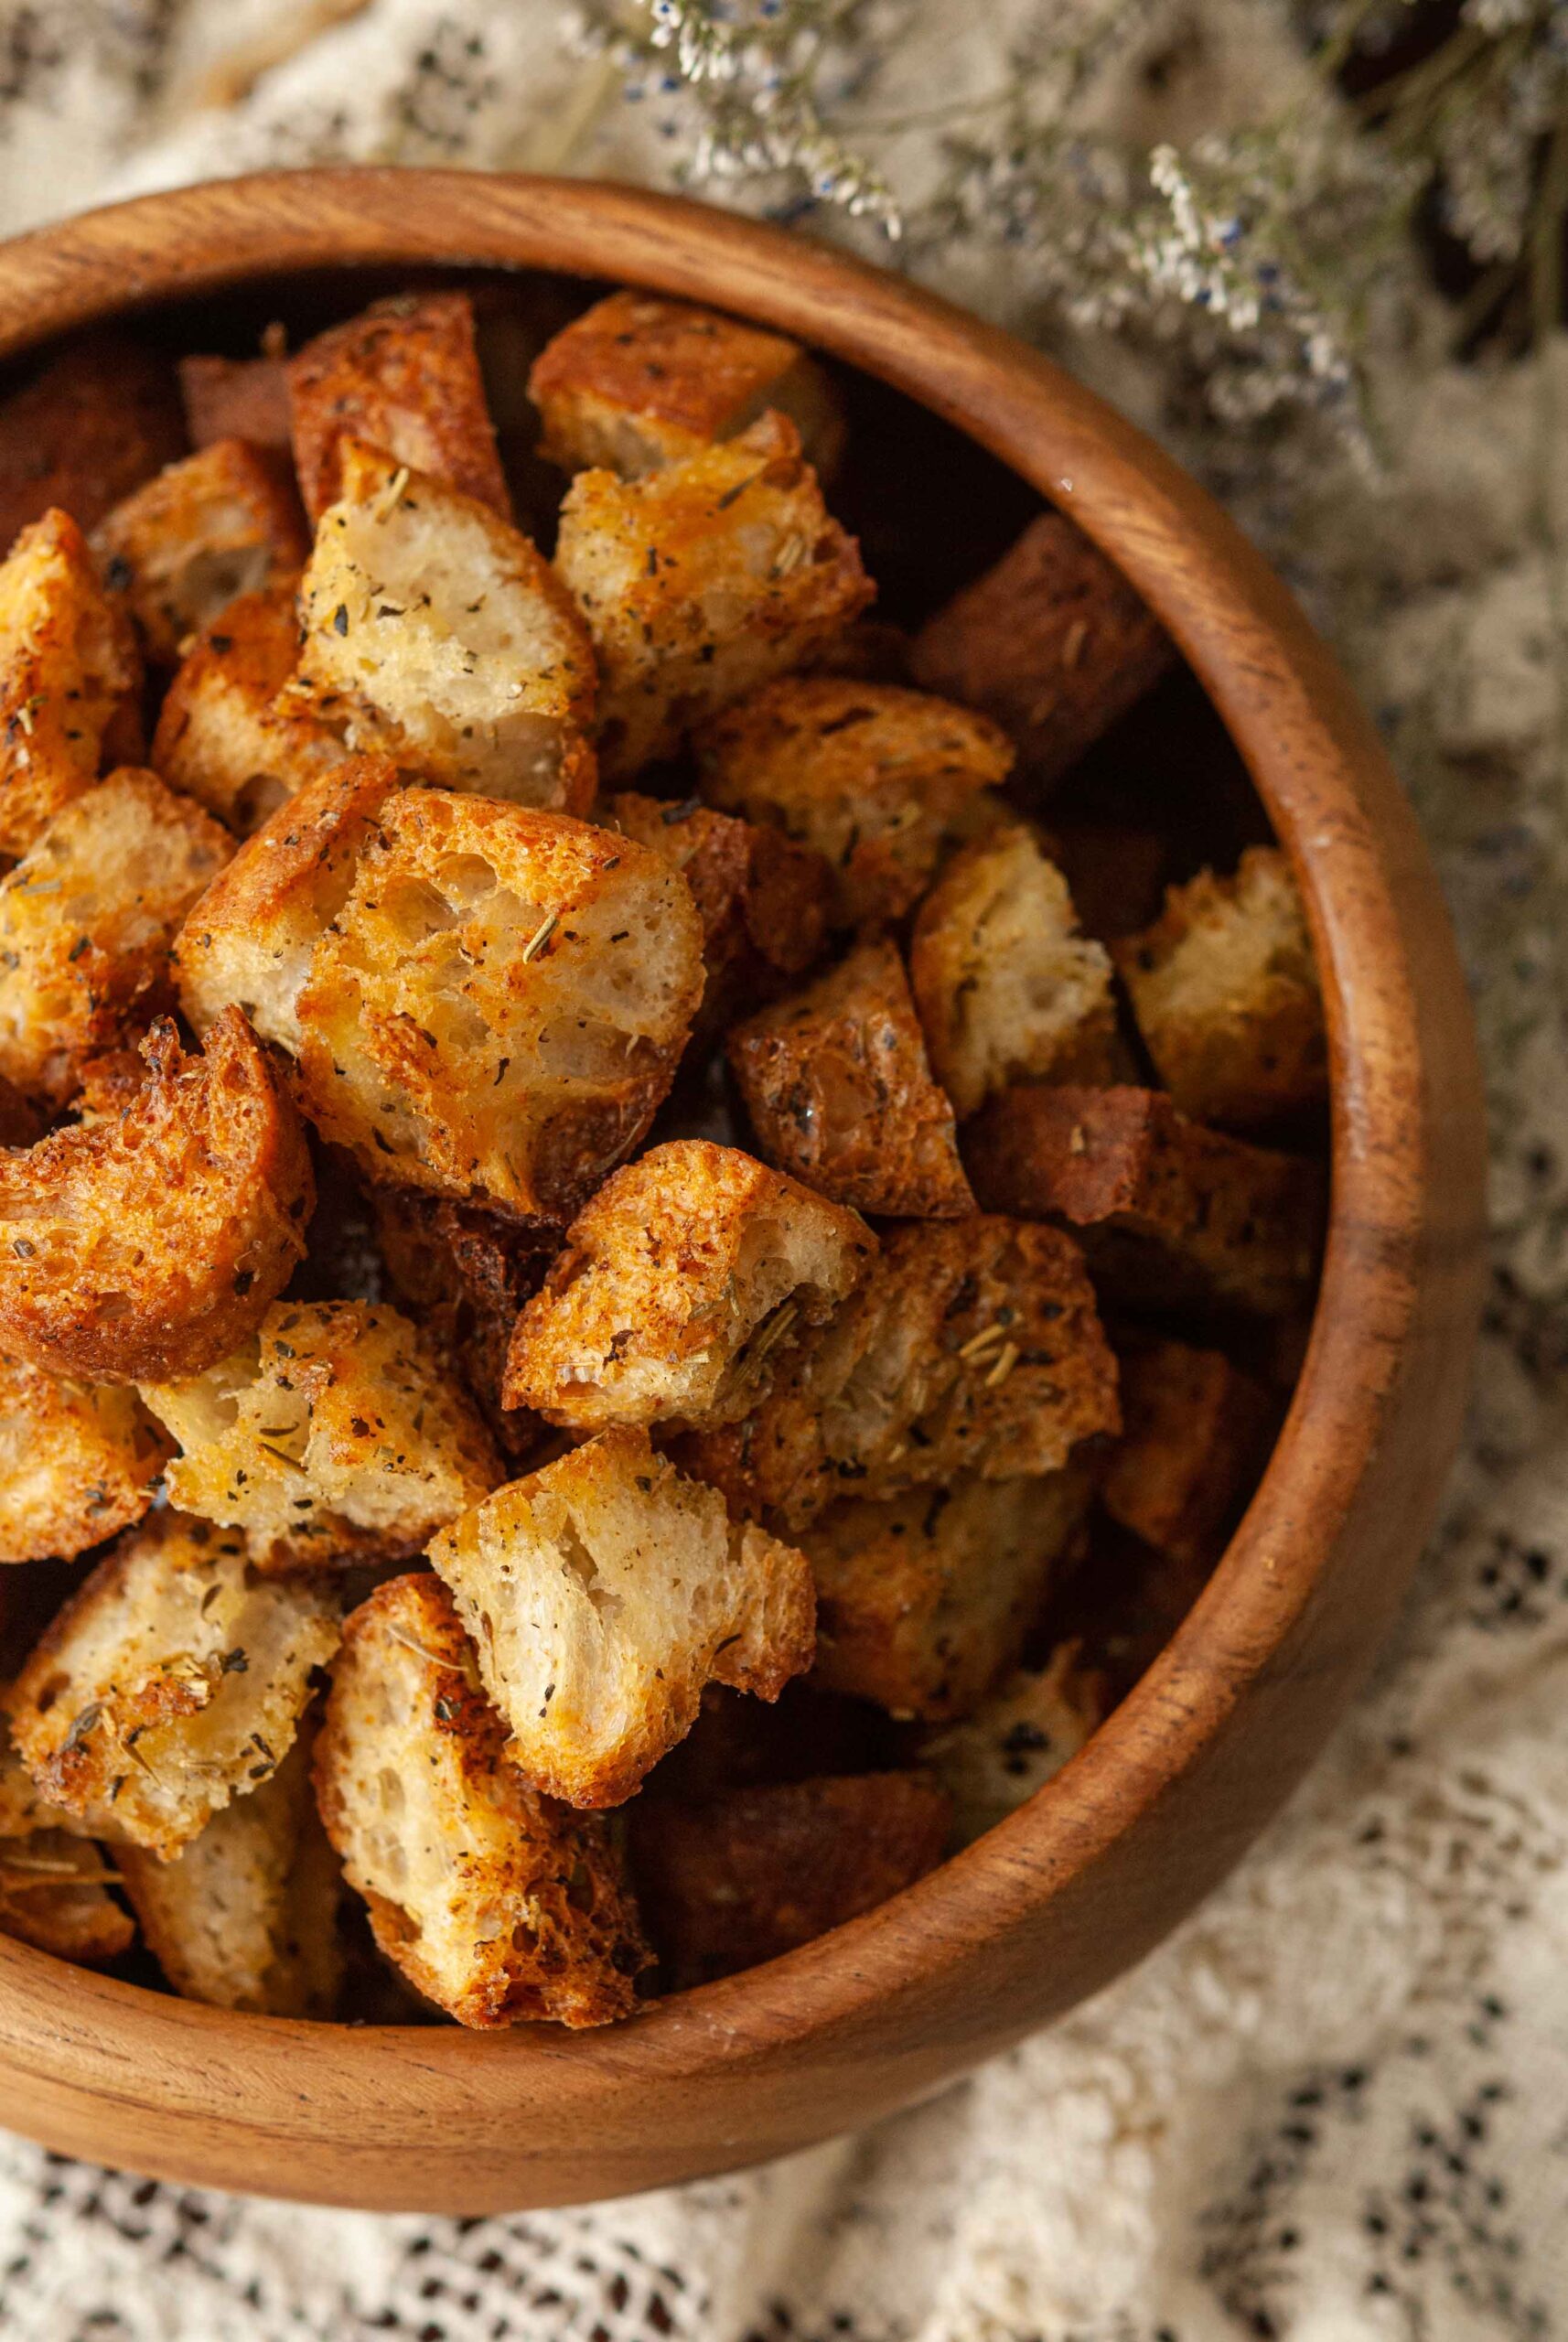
120,1730,342,2014
287,291,511,521
0,768,231,1108
801,1466,1092,1722
0,510,144,860
909,823,1118,1117
921,1642,1107,1844
1112,846,1328,1126
694,676,1011,928
93,439,309,667
151,581,348,833
503,1141,876,1434
0,1011,313,1383
7,1510,340,1858
644,1677,900,1807
315,1571,650,2027
0,1712,93,1838
631,1771,950,1988
430,1427,815,1808
0,333,185,548
908,509,1176,786
726,938,975,1219
679,1215,1120,1532
140,1299,503,1573
801,620,912,684
0,1828,134,1962
280,442,596,812
1101,1336,1274,1565
177,351,292,455
0,1350,169,1564
963,1084,1325,1318
555,413,873,779
372,1189,558,1456
529,291,844,479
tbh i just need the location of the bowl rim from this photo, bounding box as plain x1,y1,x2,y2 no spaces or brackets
0,168,1485,2194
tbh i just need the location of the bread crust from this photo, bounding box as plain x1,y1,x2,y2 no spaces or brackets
1101,1335,1275,1564
177,352,293,455
152,580,348,833
0,1827,134,1962
372,1188,559,1457
0,509,144,859
93,438,308,666
0,334,185,550
0,1349,169,1564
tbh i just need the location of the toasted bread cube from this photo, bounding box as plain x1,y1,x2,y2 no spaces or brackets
0,334,185,549
0,1712,95,1839
502,1141,875,1434
141,1299,503,1574
151,581,348,833
178,351,292,455
120,1731,342,2014
93,439,308,667
726,938,974,1219
0,1011,314,1383
694,676,1010,929
963,1084,1325,1318
909,510,1175,786
0,510,144,859
1112,847,1328,1126
315,1572,650,2027
921,1642,1107,1844
0,1351,169,1564
0,1828,134,1962
802,1467,1091,1722
0,768,231,1108
373,1189,558,1456
7,1511,340,1858
430,1427,815,1808
529,291,844,479
555,413,873,779
909,823,1117,1117
287,291,511,521
1102,1337,1274,1565
631,1771,950,1988
680,1216,1121,1531
279,441,596,812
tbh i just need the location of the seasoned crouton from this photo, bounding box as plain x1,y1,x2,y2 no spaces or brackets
315,1572,650,2026
1112,846,1328,1126
726,938,974,1219
921,1641,1107,1844
280,442,596,811
909,824,1117,1117
430,1427,815,1808
801,1466,1091,1722
964,1085,1325,1318
93,439,308,666
8,1510,340,1857
1101,1336,1274,1565
631,1771,950,1987
0,768,231,1107
177,351,292,455
555,413,873,779
120,1730,342,2014
680,1216,1120,1532
908,509,1176,786
151,581,347,833
529,291,844,479
0,510,144,859
141,1298,502,1573
0,1828,134,1961
0,334,185,549
287,291,511,521
372,1189,558,1456
0,1350,168,1564
0,1710,93,1838
695,676,1011,928
0,1011,314,1382
503,1141,875,1434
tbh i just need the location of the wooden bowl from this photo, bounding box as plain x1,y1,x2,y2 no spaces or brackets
0,170,1485,2213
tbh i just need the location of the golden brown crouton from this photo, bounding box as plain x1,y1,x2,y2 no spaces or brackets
8,1510,340,1858
280,441,596,812
0,768,231,1108
908,509,1176,786
315,1572,650,2027
0,1011,313,1383
0,1710,93,1838
0,509,144,860
680,1216,1120,1532
726,938,974,1219
631,1770,950,1988
909,823,1118,1117
921,1641,1107,1844
151,581,347,834
1101,1336,1275,1565
287,291,511,521
93,439,309,667
1112,846,1328,1126
177,351,292,455
695,675,1011,928
555,413,873,779
0,1828,134,1962
802,1467,1092,1722
529,291,844,479
0,334,185,549
963,1084,1325,1318
502,1141,875,1434
372,1188,558,1456
141,1299,502,1573
0,1350,169,1564
430,1427,815,1809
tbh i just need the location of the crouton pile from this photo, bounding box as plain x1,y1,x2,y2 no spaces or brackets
0,282,1328,2030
